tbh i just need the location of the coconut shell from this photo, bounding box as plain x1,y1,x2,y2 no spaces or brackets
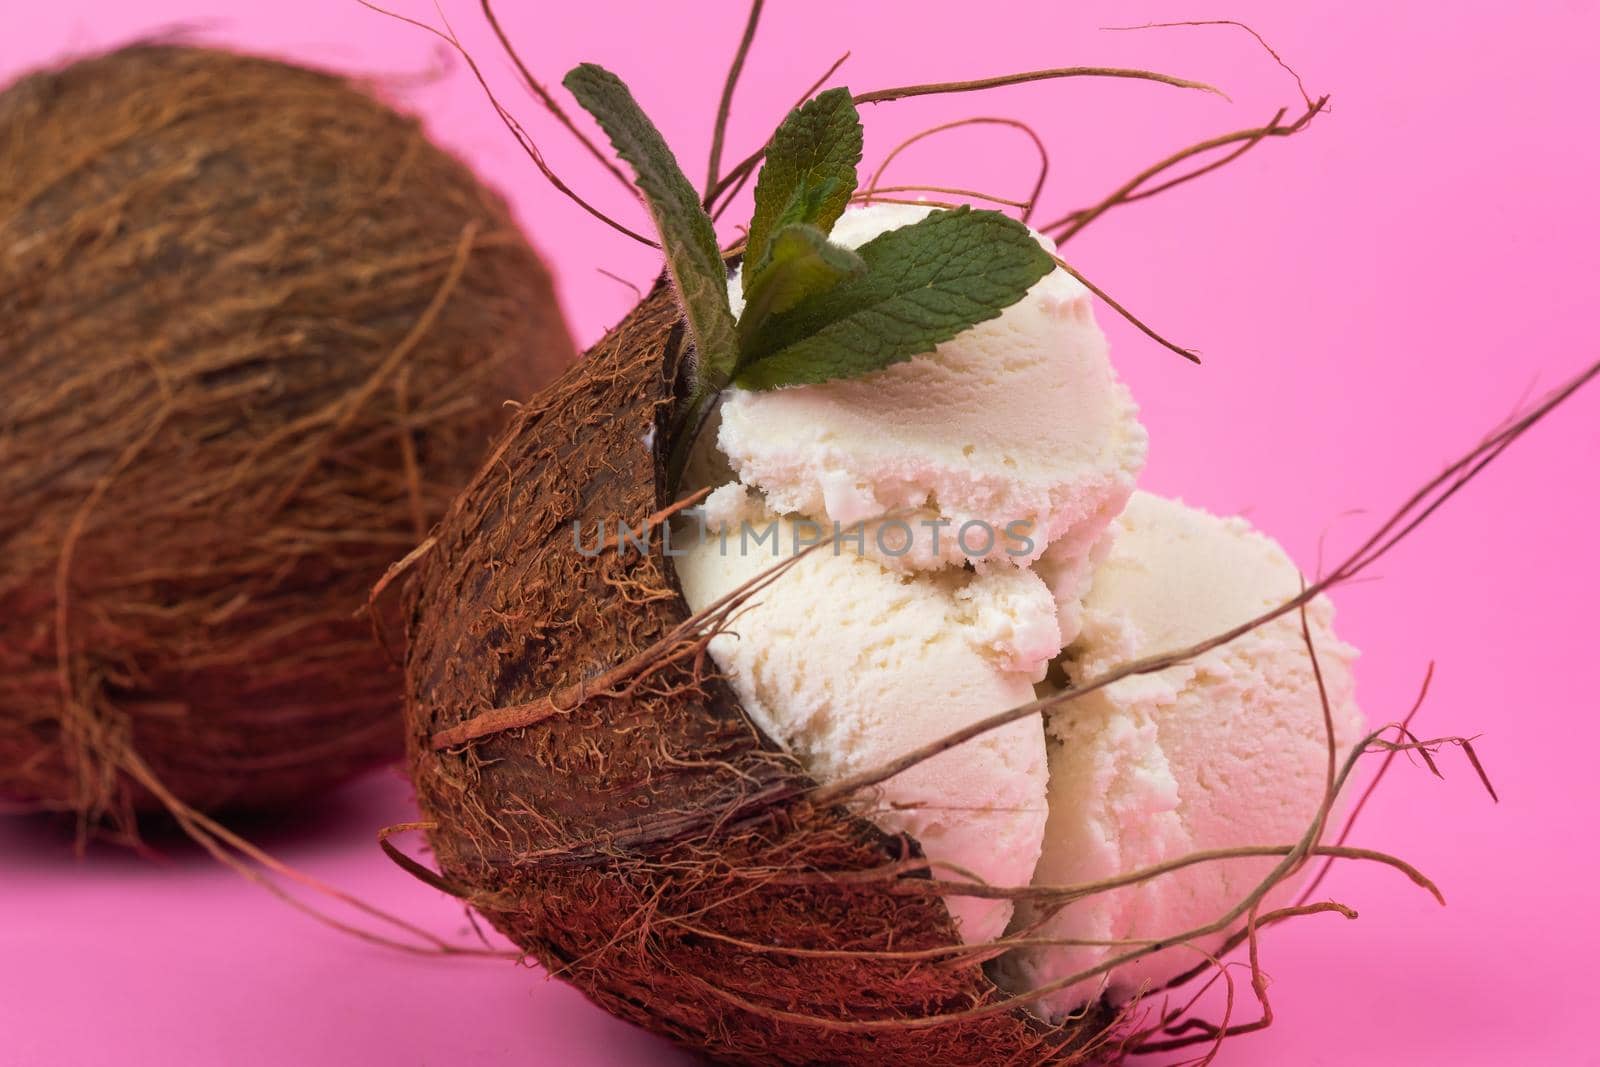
404,289,1113,1064
0,45,576,829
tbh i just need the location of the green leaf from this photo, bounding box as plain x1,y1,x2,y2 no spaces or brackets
742,88,863,290
563,63,738,390
737,224,865,344
734,207,1055,390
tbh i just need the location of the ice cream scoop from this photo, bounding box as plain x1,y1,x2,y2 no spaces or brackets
718,202,1146,584
675,502,1052,944
997,491,1364,1018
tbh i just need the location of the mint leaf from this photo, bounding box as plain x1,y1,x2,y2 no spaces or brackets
737,224,865,344
742,88,863,289
563,64,738,391
734,207,1054,390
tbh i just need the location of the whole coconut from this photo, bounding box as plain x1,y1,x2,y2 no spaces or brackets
403,289,1112,1065
0,45,575,832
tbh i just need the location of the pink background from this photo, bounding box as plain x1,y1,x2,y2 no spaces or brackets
4,2,1598,1064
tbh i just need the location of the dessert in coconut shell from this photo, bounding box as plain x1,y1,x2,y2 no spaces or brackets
0,44,575,833
395,56,1336,1063
397,32,1581,1066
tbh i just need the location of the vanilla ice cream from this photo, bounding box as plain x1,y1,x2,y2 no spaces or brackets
672,204,1155,942
997,491,1364,1018
719,203,1146,582
675,500,1052,944
674,206,1357,975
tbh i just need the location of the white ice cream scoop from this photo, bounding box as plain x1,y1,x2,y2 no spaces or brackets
675,506,1053,945
997,491,1364,1018
718,203,1146,584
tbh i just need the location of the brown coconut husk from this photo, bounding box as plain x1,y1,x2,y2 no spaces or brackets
0,44,576,838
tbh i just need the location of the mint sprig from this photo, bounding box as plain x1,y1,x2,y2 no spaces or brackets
563,64,1056,482
735,207,1053,389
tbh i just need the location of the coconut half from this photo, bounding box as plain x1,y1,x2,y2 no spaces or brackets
405,288,1117,1065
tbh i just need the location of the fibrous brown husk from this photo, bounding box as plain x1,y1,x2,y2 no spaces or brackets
0,44,576,833
404,289,1110,1065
